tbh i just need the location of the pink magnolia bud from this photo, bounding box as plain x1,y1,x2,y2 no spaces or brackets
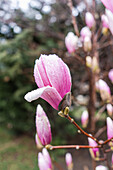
65,32,78,53
36,104,52,146
96,79,111,101
106,9,113,35
38,148,52,170
88,138,99,159
106,104,113,116
101,0,113,13
112,154,113,168
96,165,108,170
85,12,95,28
106,117,113,140
65,153,73,170
80,26,92,41
101,14,109,28
81,110,89,128
108,69,113,83
24,54,71,110
84,36,92,52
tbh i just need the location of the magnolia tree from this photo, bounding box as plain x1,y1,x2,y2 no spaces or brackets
24,0,113,169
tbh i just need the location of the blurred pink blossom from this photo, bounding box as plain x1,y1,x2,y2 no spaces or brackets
38,148,52,170
36,104,52,146
65,152,73,169
24,54,71,110
85,12,95,28
108,69,113,83
65,32,78,53
96,165,108,170
101,14,109,28
106,104,113,117
105,9,113,35
81,110,89,128
106,117,113,140
88,138,99,158
80,26,92,41
101,0,113,13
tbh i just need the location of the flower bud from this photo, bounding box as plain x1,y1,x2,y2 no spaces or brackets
65,153,73,170
86,56,99,73
106,104,113,117
81,110,89,128
112,154,113,168
101,14,109,28
80,26,92,41
38,148,52,170
36,104,52,146
35,133,43,149
84,36,92,52
85,12,95,28
106,117,113,147
96,165,108,170
96,79,111,102
108,69,113,83
88,138,99,159
65,32,78,53
106,9,113,35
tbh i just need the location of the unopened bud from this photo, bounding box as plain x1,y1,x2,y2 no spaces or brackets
84,36,92,52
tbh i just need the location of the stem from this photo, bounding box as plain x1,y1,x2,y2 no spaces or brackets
68,0,79,36
49,144,101,150
65,114,101,145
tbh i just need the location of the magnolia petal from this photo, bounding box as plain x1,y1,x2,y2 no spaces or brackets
24,86,62,110
106,9,113,35
41,54,71,98
38,152,49,170
36,105,52,146
101,0,113,13
107,117,113,139
42,148,52,169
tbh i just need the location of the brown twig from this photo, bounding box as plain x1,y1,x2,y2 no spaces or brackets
68,0,79,36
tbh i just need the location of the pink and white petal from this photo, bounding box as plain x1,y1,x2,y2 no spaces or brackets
101,0,113,13
24,86,62,110
34,55,51,87
106,9,113,35
38,152,49,170
41,54,71,98
34,59,44,88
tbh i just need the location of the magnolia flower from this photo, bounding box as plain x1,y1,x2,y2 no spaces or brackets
65,32,78,53
81,110,89,128
96,165,108,170
106,104,113,116
112,154,113,168
65,153,73,170
106,117,113,140
101,0,113,13
38,148,52,170
24,54,71,110
88,138,99,159
105,9,113,35
96,79,111,101
86,56,99,73
80,26,92,41
84,36,92,52
36,104,52,146
85,12,95,28
101,14,109,28
108,69,113,83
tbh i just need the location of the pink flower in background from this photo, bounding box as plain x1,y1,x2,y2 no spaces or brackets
101,0,113,13
95,79,111,101
38,148,52,170
81,110,89,128
80,26,92,41
85,12,95,28
65,32,78,53
108,69,113,83
106,117,113,140
24,54,71,110
106,104,113,117
105,9,113,35
65,153,73,170
101,14,109,28
36,104,52,146
88,138,99,158
96,165,108,170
